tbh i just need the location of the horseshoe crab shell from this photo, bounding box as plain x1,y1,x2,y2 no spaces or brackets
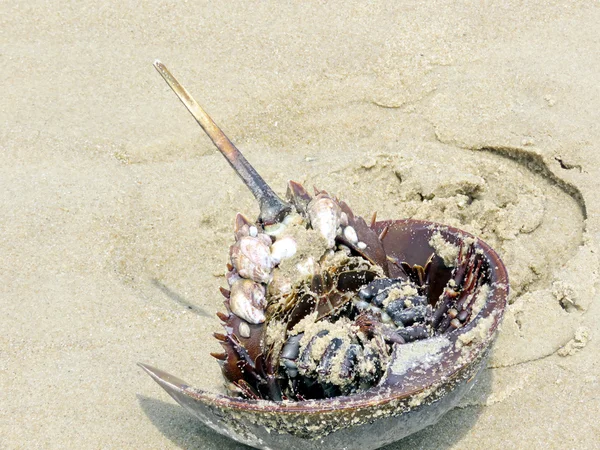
140,61,509,450
140,220,508,450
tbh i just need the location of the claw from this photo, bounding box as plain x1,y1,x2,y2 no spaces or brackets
138,363,189,393
432,243,485,333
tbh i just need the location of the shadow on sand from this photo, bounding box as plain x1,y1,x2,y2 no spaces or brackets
151,278,212,318
382,368,492,450
137,395,250,449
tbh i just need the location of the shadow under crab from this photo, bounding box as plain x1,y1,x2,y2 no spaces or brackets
140,61,509,450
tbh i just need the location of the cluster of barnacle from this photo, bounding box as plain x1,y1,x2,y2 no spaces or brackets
213,181,485,402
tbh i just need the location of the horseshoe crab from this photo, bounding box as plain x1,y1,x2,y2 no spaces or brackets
139,61,509,450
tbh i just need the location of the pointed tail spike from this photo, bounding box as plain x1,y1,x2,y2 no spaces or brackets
154,60,291,224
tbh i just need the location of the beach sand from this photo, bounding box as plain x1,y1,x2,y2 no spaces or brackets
1,1,599,448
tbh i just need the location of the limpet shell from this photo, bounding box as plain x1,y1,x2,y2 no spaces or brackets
307,193,342,249
230,236,274,284
229,278,267,324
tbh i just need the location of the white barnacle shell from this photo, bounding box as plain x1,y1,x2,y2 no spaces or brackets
343,226,359,244
340,211,349,227
257,232,273,247
230,236,274,283
270,236,297,264
307,194,342,249
229,279,266,324
226,268,242,287
238,321,251,338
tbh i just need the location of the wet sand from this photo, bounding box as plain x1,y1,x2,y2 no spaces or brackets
2,1,599,448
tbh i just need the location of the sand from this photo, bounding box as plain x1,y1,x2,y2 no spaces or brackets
1,1,599,448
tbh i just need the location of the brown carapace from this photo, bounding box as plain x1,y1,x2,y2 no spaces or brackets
213,181,487,402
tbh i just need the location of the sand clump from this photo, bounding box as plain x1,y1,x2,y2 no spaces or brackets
558,326,591,357
428,231,460,267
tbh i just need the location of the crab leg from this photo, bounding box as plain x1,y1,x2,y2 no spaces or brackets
154,60,291,224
